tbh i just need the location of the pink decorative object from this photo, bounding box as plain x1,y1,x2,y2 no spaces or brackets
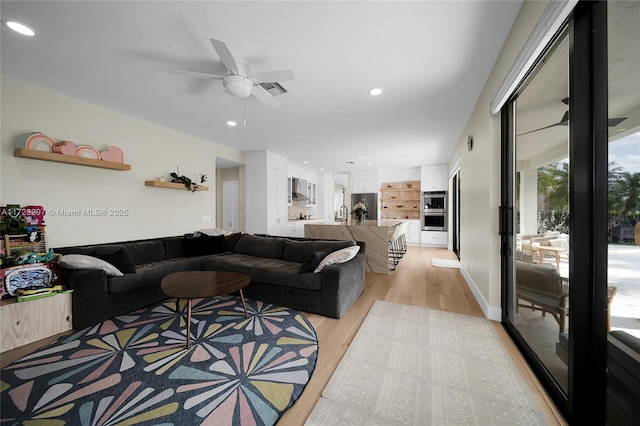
52,140,77,156
76,145,100,159
17,133,56,151
100,146,124,163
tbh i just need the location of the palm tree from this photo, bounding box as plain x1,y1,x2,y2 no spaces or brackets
538,162,569,210
617,172,640,217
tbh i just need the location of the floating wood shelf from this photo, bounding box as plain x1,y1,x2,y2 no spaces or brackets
14,149,131,171
144,180,209,191
380,180,421,219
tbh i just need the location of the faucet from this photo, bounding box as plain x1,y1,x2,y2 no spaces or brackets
339,205,349,223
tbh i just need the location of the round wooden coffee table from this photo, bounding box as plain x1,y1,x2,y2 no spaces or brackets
161,271,250,348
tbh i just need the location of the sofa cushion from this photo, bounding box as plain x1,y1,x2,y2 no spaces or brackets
93,246,136,274
203,254,322,291
163,237,185,259
283,239,356,263
183,234,226,257
314,246,360,272
107,256,210,294
235,234,286,259
224,232,243,252
124,241,165,265
299,250,332,273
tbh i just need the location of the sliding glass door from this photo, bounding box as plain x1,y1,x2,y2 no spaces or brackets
508,32,571,392
500,2,630,422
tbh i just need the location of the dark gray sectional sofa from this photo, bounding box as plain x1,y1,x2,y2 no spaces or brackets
56,233,366,329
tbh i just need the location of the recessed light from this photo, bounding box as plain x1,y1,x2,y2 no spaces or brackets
367,163,372,166
3,20,36,36
303,161,308,164
368,88,382,96
356,155,363,159
227,121,237,126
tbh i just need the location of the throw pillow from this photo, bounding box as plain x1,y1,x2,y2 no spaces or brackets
58,254,123,277
183,234,204,257
93,247,136,273
202,234,227,254
224,232,243,252
298,250,332,273
314,246,360,273
183,234,226,257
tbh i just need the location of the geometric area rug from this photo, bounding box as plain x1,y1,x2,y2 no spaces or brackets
1,296,318,425
305,300,546,425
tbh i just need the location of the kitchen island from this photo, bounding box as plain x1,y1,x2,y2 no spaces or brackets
305,220,404,273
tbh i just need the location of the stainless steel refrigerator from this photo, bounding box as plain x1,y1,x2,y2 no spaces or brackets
351,193,378,220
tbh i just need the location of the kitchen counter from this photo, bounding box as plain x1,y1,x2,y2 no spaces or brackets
304,220,404,273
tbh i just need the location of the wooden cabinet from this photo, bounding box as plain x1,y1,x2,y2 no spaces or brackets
380,181,421,220
421,164,448,191
1,293,73,352
352,170,378,193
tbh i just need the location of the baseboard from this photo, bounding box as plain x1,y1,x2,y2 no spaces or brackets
459,267,502,322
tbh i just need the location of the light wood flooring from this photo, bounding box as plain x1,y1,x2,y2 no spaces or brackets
278,245,568,425
0,245,567,425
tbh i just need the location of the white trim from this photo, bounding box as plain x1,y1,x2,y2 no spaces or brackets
490,0,578,115
460,267,502,322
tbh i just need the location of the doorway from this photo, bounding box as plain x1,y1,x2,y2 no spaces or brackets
222,180,239,231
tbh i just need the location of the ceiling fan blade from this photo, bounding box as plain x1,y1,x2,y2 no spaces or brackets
517,122,562,136
251,85,281,108
609,117,627,127
168,69,224,79
210,39,238,74
558,111,569,125
249,70,295,84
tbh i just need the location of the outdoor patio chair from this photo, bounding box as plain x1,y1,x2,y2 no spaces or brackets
516,260,568,333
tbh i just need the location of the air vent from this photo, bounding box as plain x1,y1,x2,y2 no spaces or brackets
257,82,287,96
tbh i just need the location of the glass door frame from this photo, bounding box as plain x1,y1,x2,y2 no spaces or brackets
500,1,609,423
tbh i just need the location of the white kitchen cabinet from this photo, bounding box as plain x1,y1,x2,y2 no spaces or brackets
379,167,420,182
352,170,378,193
421,230,448,246
407,219,421,244
420,164,448,191
287,221,305,238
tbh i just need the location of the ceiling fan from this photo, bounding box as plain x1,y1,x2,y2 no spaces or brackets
169,38,295,108
517,98,627,136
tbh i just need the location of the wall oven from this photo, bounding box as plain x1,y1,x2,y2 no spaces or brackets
422,191,447,231
422,191,447,212
422,212,447,231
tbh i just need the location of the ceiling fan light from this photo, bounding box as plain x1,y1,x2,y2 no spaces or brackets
224,75,252,98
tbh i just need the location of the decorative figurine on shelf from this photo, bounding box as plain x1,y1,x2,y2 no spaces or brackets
352,202,368,225
170,166,208,192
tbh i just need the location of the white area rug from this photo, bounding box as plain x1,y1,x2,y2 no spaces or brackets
305,301,546,426
431,258,461,268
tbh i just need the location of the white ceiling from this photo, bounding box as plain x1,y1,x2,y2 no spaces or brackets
0,0,523,173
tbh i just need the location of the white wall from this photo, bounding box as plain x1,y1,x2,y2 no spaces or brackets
1,76,244,248
452,1,548,320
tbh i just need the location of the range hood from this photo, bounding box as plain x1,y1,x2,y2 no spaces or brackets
291,178,309,201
